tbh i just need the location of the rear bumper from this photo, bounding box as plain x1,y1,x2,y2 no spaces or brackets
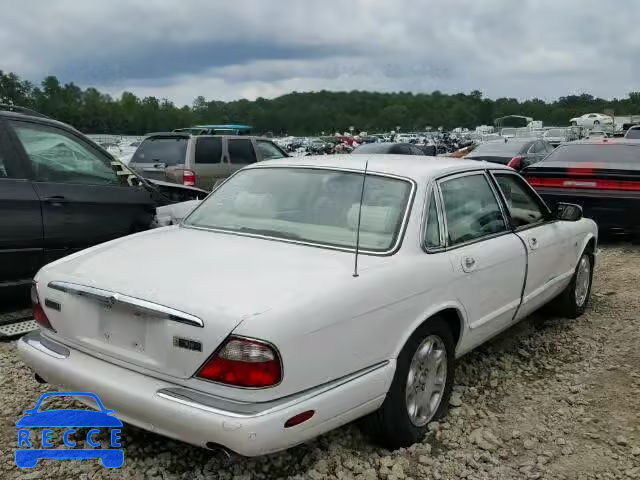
536,187,640,233
18,331,392,456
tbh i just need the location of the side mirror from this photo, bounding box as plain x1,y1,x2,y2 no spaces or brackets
555,202,583,222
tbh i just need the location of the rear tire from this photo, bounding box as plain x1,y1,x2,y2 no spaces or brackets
552,250,593,319
361,318,455,449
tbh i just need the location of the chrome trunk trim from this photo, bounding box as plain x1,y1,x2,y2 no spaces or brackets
22,330,70,359
156,360,390,418
48,281,204,328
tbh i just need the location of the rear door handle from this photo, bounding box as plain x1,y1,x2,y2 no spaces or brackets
43,196,68,207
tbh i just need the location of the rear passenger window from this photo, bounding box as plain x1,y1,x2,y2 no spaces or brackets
195,137,222,164
228,139,257,164
440,174,507,246
424,189,442,249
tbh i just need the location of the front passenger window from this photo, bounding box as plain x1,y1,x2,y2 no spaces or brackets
0,150,7,177
440,174,506,246
10,121,120,185
256,140,287,160
493,173,547,228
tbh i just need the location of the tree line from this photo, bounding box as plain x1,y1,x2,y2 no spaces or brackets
2,70,640,136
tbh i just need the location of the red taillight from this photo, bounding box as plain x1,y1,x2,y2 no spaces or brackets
196,336,282,388
31,284,54,331
284,410,315,428
183,169,196,186
507,155,522,170
527,176,640,191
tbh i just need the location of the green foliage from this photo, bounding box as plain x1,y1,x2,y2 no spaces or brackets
1,70,639,135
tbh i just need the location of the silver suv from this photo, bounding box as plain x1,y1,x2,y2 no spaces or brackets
129,133,288,190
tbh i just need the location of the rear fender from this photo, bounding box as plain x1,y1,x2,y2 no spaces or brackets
393,300,468,359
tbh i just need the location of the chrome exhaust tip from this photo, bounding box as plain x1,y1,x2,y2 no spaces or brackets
205,442,233,462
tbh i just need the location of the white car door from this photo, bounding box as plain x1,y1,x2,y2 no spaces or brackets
435,172,527,350
490,171,569,319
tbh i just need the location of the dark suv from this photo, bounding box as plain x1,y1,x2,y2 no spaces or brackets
0,106,206,290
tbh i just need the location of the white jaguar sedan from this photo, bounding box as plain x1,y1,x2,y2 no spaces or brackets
19,155,597,456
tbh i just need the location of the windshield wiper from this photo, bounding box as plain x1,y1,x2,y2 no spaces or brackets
236,227,302,240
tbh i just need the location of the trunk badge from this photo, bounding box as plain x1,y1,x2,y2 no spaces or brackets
173,337,202,352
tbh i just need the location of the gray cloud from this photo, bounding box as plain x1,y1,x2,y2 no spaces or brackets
1,0,639,105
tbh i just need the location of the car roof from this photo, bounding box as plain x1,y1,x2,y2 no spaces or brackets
144,132,272,141
353,142,416,152
252,154,511,181
0,109,81,132
565,138,640,146
194,124,252,129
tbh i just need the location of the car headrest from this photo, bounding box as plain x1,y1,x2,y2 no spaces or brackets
233,192,276,217
347,204,399,234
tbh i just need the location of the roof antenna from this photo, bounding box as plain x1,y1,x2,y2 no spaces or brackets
353,159,368,278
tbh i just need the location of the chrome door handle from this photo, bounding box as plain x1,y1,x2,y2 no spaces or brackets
462,256,476,272
43,196,68,207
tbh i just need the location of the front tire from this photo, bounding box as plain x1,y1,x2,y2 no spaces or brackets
553,250,593,318
362,318,455,449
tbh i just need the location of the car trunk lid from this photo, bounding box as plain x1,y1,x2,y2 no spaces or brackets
466,155,511,165
35,226,360,379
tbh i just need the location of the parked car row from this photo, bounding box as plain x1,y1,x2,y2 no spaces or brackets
2,104,637,458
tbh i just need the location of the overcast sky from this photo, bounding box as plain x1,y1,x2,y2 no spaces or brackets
2,0,639,106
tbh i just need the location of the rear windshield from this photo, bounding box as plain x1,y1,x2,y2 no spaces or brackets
184,167,413,252
545,129,566,137
544,144,640,164
131,137,188,166
467,140,528,157
625,128,640,139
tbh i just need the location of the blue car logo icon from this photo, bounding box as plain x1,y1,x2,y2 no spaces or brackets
16,391,124,468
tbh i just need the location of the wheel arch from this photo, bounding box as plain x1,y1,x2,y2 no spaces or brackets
394,302,467,359
579,233,597,265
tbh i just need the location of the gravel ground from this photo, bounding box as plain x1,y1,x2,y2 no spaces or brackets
1,244,639,479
